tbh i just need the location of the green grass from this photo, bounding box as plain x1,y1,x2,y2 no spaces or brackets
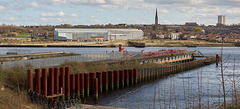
16,33,31,37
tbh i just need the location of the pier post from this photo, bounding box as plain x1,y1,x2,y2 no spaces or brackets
109,71,114,91
76,74,80,99
42,68,47,97
133,69,137,85
119,70,124,89
27,69,33,92
54,68,59,95
60,67,65,100
102,71,108,92
114,70,119,89
124,70,129,87
70,74,75,98
65,67,70,100
49,68,54,96
97,72,102,93
94,78,98,101
80,73,85,98
35,69,41,94
84,73,90,97
129,69,134,86
90,72,97,94
216,54,219,66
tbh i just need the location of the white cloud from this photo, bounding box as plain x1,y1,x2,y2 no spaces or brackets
0,6,5,11
90,16,95,18
29,2,39,8
96,9,104,12
41,11,65,17
70,14,78,17
158,9,169,14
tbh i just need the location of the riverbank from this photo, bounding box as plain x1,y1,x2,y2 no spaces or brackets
0,39,235,47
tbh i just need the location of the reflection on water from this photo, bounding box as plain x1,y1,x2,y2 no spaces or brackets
0,47,239,108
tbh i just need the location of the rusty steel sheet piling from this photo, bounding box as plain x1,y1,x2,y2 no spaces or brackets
84,73,90,97
97,72,103,93
109,71,114,91
60,67,65,100
75,74,80,99
102,71,108,92
35,69,41,94
133,69,137,85
90,72,97,94
27,69,33,92
80,73,85,98
42,68,47,97
54,68,59,95
70,74,75,98
65,67,70,100
49,68,54,96
124,69,129,87
119,70,124,89
94,78,98,101
114,70,119,89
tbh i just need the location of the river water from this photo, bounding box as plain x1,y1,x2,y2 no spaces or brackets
0,47,239,108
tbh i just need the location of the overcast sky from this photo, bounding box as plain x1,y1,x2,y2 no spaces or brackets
0,0,239,26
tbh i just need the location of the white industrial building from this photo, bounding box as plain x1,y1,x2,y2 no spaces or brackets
54,28,144,41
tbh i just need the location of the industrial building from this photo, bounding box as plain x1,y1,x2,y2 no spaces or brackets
54,28,144,41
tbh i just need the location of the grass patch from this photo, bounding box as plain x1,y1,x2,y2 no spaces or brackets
16,33,31,37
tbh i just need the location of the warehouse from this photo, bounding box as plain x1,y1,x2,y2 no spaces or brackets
54,28,143,41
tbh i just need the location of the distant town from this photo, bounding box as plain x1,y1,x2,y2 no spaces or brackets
0,10,240,44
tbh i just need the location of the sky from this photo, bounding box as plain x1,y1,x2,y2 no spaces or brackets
0,0,240,26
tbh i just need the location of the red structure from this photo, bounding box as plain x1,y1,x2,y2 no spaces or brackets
109,71,114,91
54,68,59,95
124,70,129,87
75,74,80,98
84,73,90,97
94,78,98,101
97,72,102,93
65,67,70,100
42,68,47,97
60,67,65,100
70,74,75,97
80,73,85,98
102,71,108,92
49,68,54,96
27,70,33,92
114,70,119,89
35,69,41,94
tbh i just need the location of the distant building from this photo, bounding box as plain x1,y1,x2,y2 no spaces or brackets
185,22,198,26
217,15,226,25
54,28,143,41
154,8,158,31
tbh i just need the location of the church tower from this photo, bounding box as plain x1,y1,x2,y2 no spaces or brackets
154,8,158,31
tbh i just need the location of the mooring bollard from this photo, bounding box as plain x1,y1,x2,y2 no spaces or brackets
216,54,219,66
114,70,119,89
60,67,65,100
42,68,47,97
119,70,124,89
97,72,103,93
27,69,33,92
35,69,41,94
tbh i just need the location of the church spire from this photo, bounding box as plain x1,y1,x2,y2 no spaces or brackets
155,8,158,31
